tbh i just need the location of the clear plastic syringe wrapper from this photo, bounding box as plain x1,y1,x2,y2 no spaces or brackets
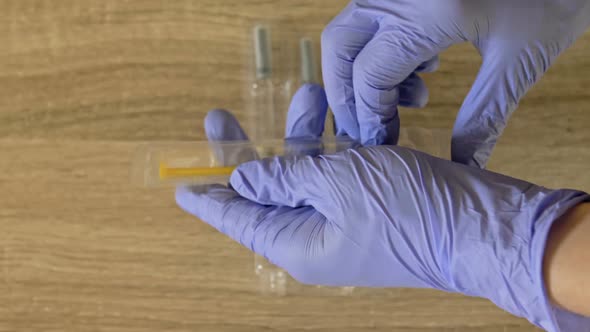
131,137,357,188
132,128,450,297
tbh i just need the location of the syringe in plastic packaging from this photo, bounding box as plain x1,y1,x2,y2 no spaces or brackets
131,137,357,188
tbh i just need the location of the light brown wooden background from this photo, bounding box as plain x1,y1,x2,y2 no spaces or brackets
1,1,589,331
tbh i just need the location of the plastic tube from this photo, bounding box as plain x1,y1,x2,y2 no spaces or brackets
300,38,318,84
131,137,357,188
250,25,277,141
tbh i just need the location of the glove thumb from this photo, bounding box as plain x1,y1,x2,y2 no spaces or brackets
230,155,336,218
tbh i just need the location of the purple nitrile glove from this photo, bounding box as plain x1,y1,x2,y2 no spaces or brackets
179,151,590,331
175,84,590,331
321,0,590,167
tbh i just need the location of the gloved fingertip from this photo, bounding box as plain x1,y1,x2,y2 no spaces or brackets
361,116,400,146
301,82,324,94
398,74,429,109
205,109,233,128
286,83,329,139
416,93,429,108
204,109,248,141
416,56,440,73
399,90,429,108
305,84,329,110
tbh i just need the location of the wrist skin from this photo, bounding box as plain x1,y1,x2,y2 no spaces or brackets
543,202,590,316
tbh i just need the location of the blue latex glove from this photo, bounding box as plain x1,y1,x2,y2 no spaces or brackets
321,0,590,167
177,84,590,331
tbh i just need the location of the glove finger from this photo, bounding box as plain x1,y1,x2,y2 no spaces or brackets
204,109,257,166
398,73,429,109
285,83,328,139
416,55,440,73
204,109,249,141
451,45,554,168
353,25,448,146
230,152,349,220
284,83,329,157
175,184,328,280
321,3,378,140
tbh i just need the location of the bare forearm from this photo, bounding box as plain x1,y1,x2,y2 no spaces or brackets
544,202,590,316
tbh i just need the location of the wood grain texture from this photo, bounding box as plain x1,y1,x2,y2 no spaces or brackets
1,1,588,331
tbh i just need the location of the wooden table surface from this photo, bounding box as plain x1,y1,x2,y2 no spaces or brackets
1,1,588,331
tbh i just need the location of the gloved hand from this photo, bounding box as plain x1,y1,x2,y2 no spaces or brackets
322,0,590,167
176,84,590,331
